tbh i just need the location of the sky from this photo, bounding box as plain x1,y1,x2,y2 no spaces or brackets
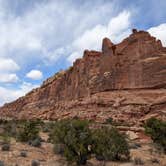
0,0,166,105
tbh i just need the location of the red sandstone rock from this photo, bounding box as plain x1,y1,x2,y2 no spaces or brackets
0,30,165,125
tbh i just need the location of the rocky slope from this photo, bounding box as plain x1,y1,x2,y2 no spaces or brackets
0,29,166,125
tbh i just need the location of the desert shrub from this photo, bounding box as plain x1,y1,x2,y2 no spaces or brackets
144,118,166,153
50,119,92,165
16,120,40,142
0,120,17,138
0,161,4,166
105,117,113,124
42,125,49,133
50,119,130,164
92,127,130,161
1,133,11,144
53,144,65,155
151,158,160,164
31,160,40,166
0,133,11,151
20,150,27,157
1,143,10,151
49,120,68,144
42,121,55,133
133,157,144,165
0,119,4,125
28,138,41,147
0,119,7,125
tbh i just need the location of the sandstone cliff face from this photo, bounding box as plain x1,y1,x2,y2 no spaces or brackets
0,30,166,125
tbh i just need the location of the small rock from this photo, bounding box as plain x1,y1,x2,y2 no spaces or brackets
20,150,27,157
31,160,40,166
126,131,139,140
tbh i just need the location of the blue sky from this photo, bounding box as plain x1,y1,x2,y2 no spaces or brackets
0,0,166,105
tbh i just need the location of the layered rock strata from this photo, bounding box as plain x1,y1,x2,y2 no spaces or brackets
0,30,166,125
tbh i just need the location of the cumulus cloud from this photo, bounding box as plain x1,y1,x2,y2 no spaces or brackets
0,58,20,83
26,70,43,80
0,58,20,72
0,73,19,83
0,0,117,64
148,23,166,46
0,1,132,65
68,11,131,63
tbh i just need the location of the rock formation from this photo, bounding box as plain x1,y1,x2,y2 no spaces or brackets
0,30,166,126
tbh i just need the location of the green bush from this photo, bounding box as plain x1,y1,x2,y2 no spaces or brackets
1,143,10,151
20,150,27,157
0,161,4,166
50,119,130,164
105,117,113,124
0,132,11,152
1,133,11,144
28,138,41,147
144,118,166,153
92,127,130,161
31,160,40,166
0,120,17,138
50,119,92,165
133,157,144,165
42,121,56,133
53,144,65,155
16,120,40,142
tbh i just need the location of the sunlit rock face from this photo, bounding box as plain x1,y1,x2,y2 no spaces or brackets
0,29,166,125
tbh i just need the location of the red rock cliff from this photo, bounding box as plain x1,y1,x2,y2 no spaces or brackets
0,30,166,125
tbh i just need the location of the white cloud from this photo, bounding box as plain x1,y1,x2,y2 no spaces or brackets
44,47,67,63
0,73,19,83
20,82,38,93
68,11,131,63
0,1,132,66
0,82,39,106
0,58,20,72
68,52,81,63
0,58,20,83
108,11,131,36
148,23,166,47
26,69,43,80
0,0,116,64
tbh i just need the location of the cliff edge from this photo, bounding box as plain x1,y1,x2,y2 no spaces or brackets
0,29,166,125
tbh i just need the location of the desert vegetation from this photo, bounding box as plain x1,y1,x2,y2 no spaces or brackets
0,118,165,165
144,117,166,153
48,119,130,165
0,118,130,165
92,127,130,161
